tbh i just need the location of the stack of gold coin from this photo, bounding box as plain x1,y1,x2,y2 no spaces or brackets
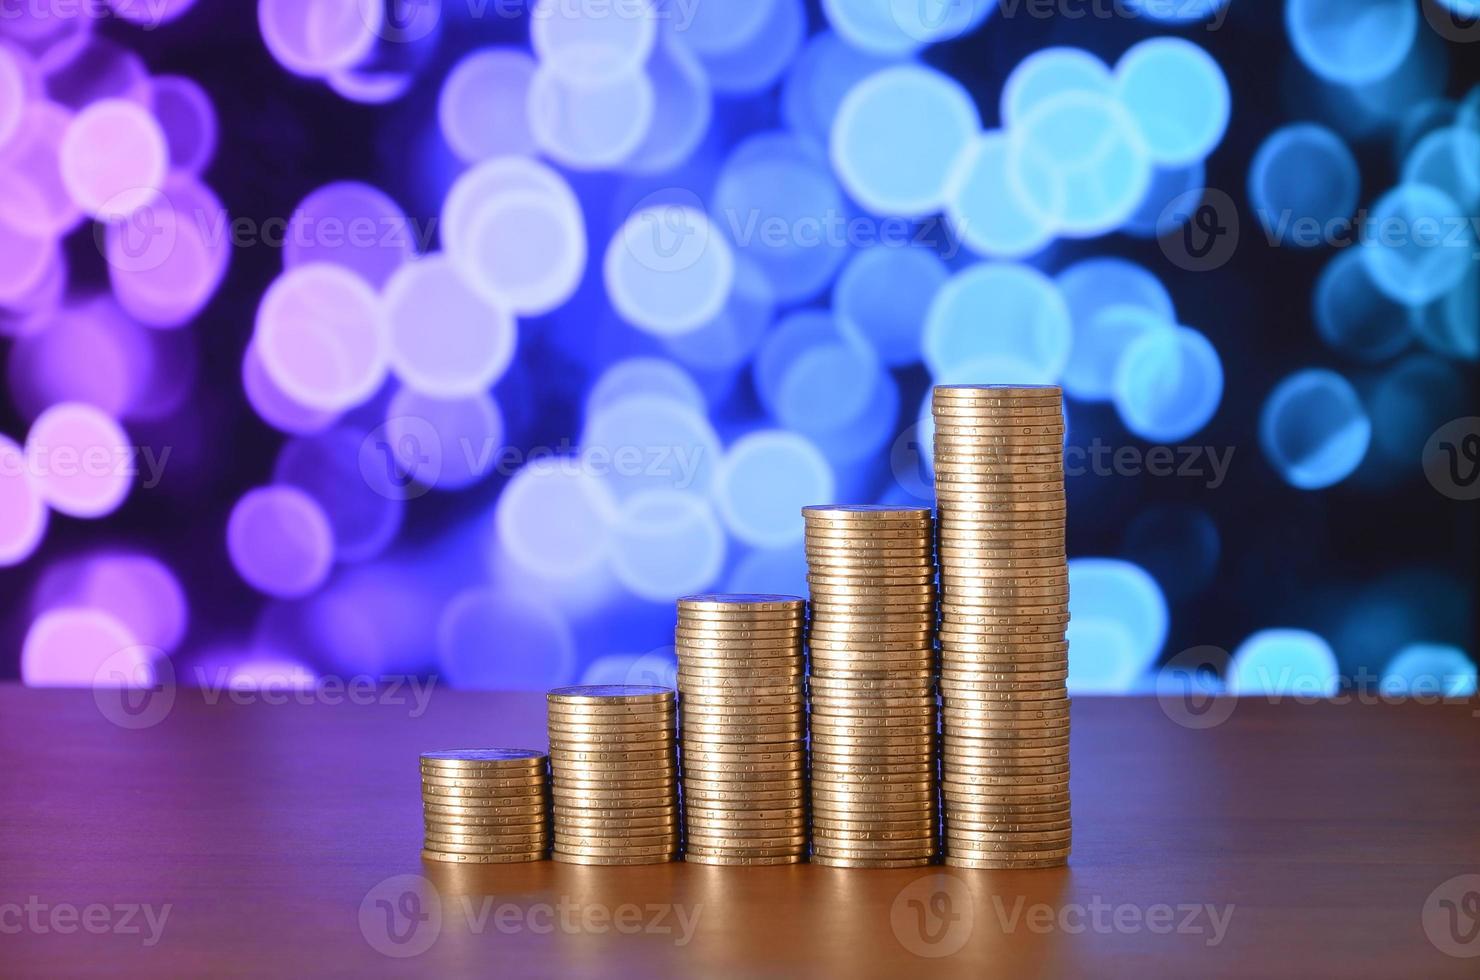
933,384,1071,870
547,685,680,866
803,505,939,868
420,749,551,864
675,594,808,866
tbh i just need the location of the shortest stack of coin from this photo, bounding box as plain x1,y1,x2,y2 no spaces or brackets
421,749,551,864
548,685,680,866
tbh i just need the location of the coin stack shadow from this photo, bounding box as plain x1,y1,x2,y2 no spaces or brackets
933,384,1071,870
547,685,681,865
675,594,808,865
420,749,551,864
804,505,940,868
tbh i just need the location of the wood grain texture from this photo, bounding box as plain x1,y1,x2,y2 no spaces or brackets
1,685,1477,978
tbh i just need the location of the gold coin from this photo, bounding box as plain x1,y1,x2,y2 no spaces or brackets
424,828,550,845
551,852,678,866
546,701,676,718
809,854,932,868
547,685,674,706
552,808,680,825
681,787,807,804
420,802,548,818
942,854,1067,870
553,818,680,834
683,853,805,866
805,555,937,570
680,718,806,734
680,746,805,763
939,676,1067,693
422,838,550,856
547,746,675,763
554,840,687,856
941,691,1067,707
812,827,937,845
929,472,1062,490
682,846,807,860
811,791,936,809
678,592,805,611
808,618,936,634
942,737,1068,754
676,666,804,681
805,540,935,554
942,815,1071,834
680,781,811,793
938,667,1068,683
802,504,931,520
680,691,805,705
809,700,936,717
939,642,1068,657
942,743,1067,761
941,784,1069,803
675,660,805,676
931,425,1065,442
813,845,938,861
682,810,807,827
421,848,546,864
944,764,1070,783
807,570,936,584
549,760,679,775
545,726,675,742
420,782,550,800
945,840,1072,857
931,395,1064,412
424,810,547,828
811,728,935,746
419,772,548,789
554,830,680,846
543,712,675,727
551,775,679,792
808,673,937,689
805,524,933,541
675,623,805,638
419,748,546,768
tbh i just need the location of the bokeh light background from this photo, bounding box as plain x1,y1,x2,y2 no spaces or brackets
0,0,1475,699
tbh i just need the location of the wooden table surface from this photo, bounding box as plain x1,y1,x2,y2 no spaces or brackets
1,684,1477,978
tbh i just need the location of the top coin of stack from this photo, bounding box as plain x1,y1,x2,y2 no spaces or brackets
420,749,551,864
547,685,680,866
932,384,1071,870
675,594,808,866
803,505,940,869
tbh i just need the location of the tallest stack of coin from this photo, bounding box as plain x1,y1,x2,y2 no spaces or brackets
675,594,808,865
804,505,940,868
933,385,1071,869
